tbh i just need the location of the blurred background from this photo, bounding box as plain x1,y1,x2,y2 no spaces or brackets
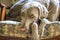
0,0,19,20
0,0,18,6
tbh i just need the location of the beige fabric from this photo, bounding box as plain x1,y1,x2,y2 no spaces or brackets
0,21,39,40
39,18,60,39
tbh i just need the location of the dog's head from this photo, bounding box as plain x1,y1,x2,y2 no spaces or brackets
20,1,48,30
7,1,48,31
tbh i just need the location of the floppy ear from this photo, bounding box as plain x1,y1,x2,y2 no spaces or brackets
21,1,48,20
38,4,48,19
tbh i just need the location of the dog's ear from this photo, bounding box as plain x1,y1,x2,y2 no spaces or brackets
38,4,48,19
21,1,48,20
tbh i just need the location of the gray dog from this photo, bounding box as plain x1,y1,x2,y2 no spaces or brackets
6,0,59,21
5,0,59,40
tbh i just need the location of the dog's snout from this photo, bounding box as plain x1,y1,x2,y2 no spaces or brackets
20,27,27,32
19,22,27,32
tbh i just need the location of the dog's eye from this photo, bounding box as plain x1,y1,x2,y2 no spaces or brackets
29,14,34,18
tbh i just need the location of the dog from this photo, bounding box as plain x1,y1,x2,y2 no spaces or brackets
6,1,48,40
6,0,59,22
5,0,59,40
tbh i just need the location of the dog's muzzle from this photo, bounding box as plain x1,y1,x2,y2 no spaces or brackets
20,27,27,32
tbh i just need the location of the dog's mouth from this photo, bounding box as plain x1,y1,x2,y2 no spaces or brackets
20,27,27,32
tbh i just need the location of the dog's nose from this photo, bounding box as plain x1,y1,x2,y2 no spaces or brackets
20,27,27,32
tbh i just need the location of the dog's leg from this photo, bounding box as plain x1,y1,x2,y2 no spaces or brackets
31,22,39,40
